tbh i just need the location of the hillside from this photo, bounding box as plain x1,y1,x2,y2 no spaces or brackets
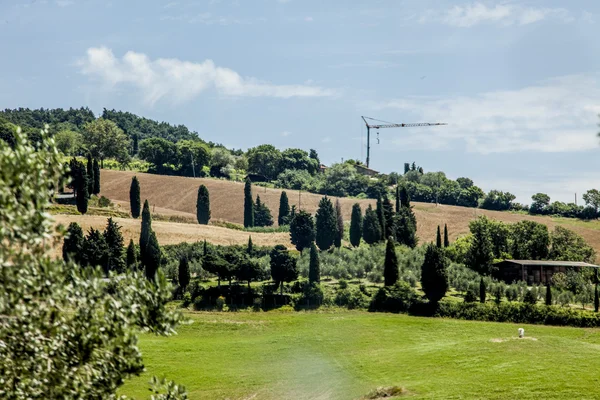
98,170,600,254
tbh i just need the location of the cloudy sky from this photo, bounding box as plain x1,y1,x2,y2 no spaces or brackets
1,0,599,203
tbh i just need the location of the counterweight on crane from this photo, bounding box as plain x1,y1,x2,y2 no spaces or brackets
361,116,447,168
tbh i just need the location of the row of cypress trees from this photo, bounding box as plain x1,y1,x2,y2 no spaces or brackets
68,155,100,215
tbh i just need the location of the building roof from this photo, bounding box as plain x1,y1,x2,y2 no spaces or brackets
496,260,599,268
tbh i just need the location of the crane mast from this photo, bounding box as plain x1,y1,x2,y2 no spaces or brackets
361,116,447,168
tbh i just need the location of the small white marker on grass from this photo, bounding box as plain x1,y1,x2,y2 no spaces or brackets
518,328,525,338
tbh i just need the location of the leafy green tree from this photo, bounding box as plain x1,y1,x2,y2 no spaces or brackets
383,237,399,286
530,193,551,215
93,158,100,195
436,226,442,248
82,118,131,167
63,222,84,263
549,226,596,263
83,228,108,270
202,252,229,287
545,283,552,306
54,129,82,155
309,148,320,167
289,210,315,252
421,244,449,304
126,239,137,269
144,231,161,281
270,245,298,294
362,205,381,245
247,144,283,180
140,199,152,253
308,242,321,283
244,178,254,228
138,137,178,174
130,176,141,218
236,257,262,289
480,190,516,211
177,140,211,177
335,198,344,248
76,169,89,214
196,185,211,224
523,289,537,305
376,197,386,240
466,217,494,275
104,217,125,273
178,256,190,293
511,220,549,260
479,277,486,303
315,196,337,251
281,148,314,172
349,203,362,247
583,189,600,214
0,125,186,400
254,195,274,227
278,191,290,226
86,153,95,196
444,224,449,247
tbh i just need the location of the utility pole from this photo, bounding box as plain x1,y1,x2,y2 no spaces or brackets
190,153,195,178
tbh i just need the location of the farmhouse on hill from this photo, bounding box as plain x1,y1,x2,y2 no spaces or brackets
493,260,600,285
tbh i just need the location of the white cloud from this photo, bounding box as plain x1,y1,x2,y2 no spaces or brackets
374,73,600,154
420,2,571,27
281,131,292,137
55,0,74,7
78,47,334,104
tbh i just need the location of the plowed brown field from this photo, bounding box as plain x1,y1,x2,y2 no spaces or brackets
89,170,600,253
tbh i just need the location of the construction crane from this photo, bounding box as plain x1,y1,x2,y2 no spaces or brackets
361,116,447,168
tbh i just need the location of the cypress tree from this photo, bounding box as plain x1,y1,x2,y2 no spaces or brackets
104,217,125,273
308,242,320,284
383,197,394,239
254,195,274,227
82,228,108,270
404,162,410,174
349,203,362,247
376,197,385,241
289,210,315,253
399,185,410,208
362,205,381,245
334,198,343,248
421,243,449,304
86,153,94,197
178,256,190,293
436,226,442,248
63,222,84,263
203,239,208,256
129,176,141,219
595,285,599,313
139,199,152,253
444,224,449,247
383,237,399,286
143,231,161,281
479,277,486,303
545,283,552,306
315,196,337,251
247,235,253,255
76,170,89,215
395,207,418,248
278,191,290,226
196,184,211,224
243,178,254,228
395,186,400,213
126,239,137,269
93,158,100,195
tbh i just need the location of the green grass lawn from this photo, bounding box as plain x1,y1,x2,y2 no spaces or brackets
120,310,600,400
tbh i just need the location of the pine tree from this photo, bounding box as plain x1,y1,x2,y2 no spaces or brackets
86,153,94,197
139,199,152,253
444,224,449,247
104,217,125,273
383,237,399,286
254,195,274,227
376,197,385,241
315,197,337,251
334,198,343,248
76,169,89,214
129,176,141,219
436,226,442,248
479,278,486,303
126,239,137,269
421,244,449,303
308,242,320,284
63,222,84,263
545,283,552,306
196,185,211,224
247,235,253,255
278,191,290,226
83,228,108,270
178,256,190,293
243,178,254,228
349,203,362,248
93,158,100,195
395,186,400,213
289,210,315,252
143,231,161,281
362,205,381,245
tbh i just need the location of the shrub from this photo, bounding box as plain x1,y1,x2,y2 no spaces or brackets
506,285,519,302
369,281,418,313
181,292,191,308
338,279,348,289
215,296,226,311
193,296,204,311
98,196,112,207
524,289,537,305
464,283,478,303
334,288,370,309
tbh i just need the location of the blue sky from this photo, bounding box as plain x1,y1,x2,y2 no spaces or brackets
1,0,599,204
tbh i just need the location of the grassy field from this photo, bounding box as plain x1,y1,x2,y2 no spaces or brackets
98,170,600,254
120,310,600,400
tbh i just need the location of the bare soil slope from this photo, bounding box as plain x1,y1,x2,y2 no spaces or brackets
99,170,600,254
